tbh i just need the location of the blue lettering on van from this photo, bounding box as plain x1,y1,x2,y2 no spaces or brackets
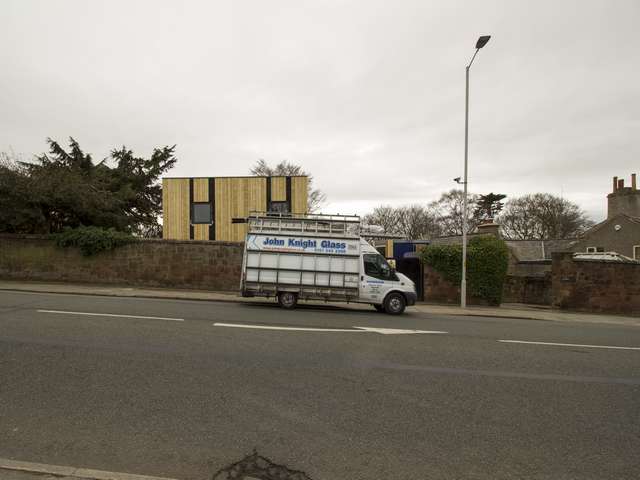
288,238,317,249
262,237,285,246
321,240,346,249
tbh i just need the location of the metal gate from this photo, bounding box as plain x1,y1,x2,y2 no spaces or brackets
395,256,423,301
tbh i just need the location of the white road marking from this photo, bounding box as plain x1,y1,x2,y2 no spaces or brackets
498,340,640,351
214,323,356,332
37,309,184,322
0,457,178,480
213,322,447,335
353,326,447,335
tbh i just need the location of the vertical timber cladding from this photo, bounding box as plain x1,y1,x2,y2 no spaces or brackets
270,177,287,201
162,178,190,240
386,239,394,258
163,175,307,241
290,176,308,214
215,177,267,242
269,176,307,213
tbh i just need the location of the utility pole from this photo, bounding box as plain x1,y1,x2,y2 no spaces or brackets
461,35,491,308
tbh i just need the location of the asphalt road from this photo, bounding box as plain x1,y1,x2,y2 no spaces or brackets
0,291,639,480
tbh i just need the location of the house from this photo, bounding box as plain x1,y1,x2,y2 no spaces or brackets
162,176,308,242
413,222,575,305
427,226,574,276
572,174,640,259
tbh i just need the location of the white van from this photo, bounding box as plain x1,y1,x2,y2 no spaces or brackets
240,213,417,314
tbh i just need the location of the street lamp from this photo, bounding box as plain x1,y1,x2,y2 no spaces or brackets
461,35,491,309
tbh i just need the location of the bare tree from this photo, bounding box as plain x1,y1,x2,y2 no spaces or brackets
363,204,441,239
429,189,481,236
499,193,594,239
250,159,326,212
362,205,399,234
395,205,442,239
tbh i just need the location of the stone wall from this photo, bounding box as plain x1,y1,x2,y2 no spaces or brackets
423,265,551,306
0,234,244,291
423,265,488,305
502,273,551,305
552,252,640,315
423,265,458,304
509,260,551,277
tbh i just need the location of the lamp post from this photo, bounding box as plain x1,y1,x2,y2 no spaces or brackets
461,35,491,309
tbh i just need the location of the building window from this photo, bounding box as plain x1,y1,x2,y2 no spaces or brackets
268,201,290,214
191,203,212,224
634,245,640,260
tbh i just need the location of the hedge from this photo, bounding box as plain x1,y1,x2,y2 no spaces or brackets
54,226,137,256
420,236,509,306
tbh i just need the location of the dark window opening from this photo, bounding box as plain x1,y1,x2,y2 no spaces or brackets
192,203,213,224
268,201,290,214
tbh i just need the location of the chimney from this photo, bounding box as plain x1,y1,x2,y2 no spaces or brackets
608,173,640,219
476,221,501,237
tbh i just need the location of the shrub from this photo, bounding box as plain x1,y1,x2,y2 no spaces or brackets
420,236,509,306
54,226,137,256
421,242,463,285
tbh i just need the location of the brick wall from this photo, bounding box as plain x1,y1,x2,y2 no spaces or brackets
552,252,640,315
0,234,244,291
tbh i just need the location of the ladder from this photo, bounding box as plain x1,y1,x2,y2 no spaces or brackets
247,211,361,238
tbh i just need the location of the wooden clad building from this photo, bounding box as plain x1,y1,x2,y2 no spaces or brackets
162,176,308,242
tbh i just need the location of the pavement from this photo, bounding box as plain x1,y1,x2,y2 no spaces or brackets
0,279,637,327
0,287,639,479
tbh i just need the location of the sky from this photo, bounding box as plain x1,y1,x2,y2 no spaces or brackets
1,0,638,222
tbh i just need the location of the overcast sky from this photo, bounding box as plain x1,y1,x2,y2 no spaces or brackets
2,0,638,221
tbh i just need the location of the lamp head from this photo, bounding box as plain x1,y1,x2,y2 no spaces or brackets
476,35,491,49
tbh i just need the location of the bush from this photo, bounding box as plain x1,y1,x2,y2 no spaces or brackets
420,236,509,306
54,226,137,256
421,242,463,285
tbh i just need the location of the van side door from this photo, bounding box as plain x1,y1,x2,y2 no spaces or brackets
360,253,398,304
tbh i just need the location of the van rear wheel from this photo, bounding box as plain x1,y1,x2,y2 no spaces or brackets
277,292,298,309
384,293,406,315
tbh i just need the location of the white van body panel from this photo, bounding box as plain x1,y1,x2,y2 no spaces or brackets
240,213,417,310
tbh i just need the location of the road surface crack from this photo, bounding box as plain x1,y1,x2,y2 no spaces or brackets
212,450,313,480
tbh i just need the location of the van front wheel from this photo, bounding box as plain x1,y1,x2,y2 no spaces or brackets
277,292,298,309
384,293,406,315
